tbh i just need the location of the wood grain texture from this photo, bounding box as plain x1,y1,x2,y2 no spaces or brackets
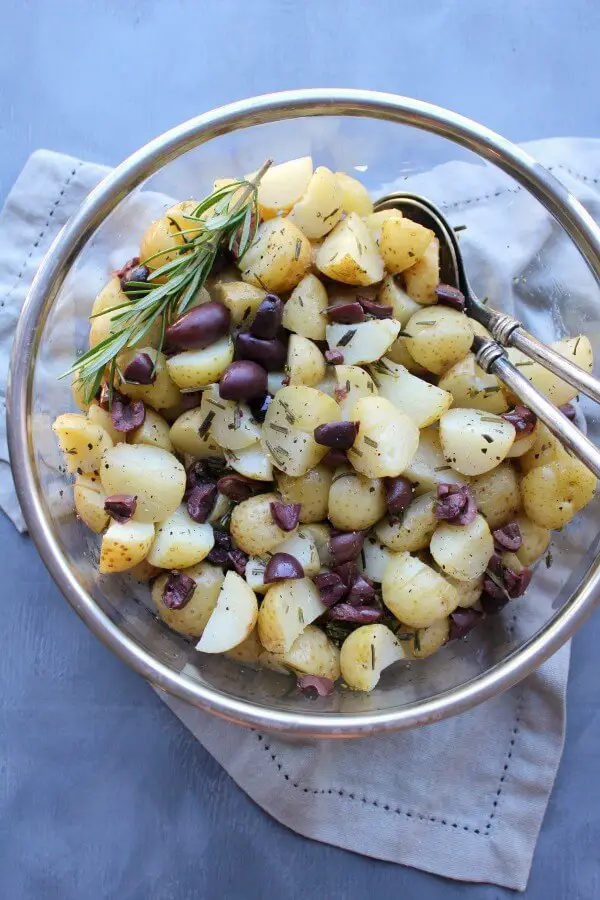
2,0,600,896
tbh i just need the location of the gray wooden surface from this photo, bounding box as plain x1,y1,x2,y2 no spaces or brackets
2,1,600,897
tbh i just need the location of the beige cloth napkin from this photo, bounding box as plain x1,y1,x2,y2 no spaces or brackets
3,141,600,889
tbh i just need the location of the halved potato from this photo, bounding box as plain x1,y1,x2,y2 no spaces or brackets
279,625,340,679
260,385,341,476
375,492,437,552
328,467,386,531
439,409,516,476
403,427,465,495
276,464,333,523
248,156,313,219
507,336,593,406
197,571,259,653
199,385,261,452
52,413,113,475
438,353,509,414
213,281,266,326
99,520,155,574
405,306,474,375
334,364,378,418
100,444,186,523
230,492,297,556
340,624,407,691
287,334,326,387
74,474,109,533
350,396,419,478
335,171,373,216
147,505,214,569
225,442,273,481
287,166,344,239
377,274,422,325
169,407,225,458
430,514,494,581
316,213,384,286
118,348,182,410
282,274,329,340
369,357,452,427
258,577,326,653
326,318,401,366
382,553,459,628
152,562,225,637
379,216,435,273
239,218,312,293
403,237,440,304
521,457,596,529
468,463,521,529
129,407,173,452
166,337,234,391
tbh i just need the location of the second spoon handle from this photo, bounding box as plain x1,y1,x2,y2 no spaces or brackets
474,337,600,479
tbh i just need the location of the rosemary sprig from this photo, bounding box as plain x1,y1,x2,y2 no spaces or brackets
61,159,273,403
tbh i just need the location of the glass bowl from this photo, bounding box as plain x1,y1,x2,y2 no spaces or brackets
7,90,600,737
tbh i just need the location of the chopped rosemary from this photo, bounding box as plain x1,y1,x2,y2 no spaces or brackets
232,406,242,430
206,398,226,410
480,416,502,423
413,631,421,653
415,320,436,327
349,446,363,457
482,434,494,443
545,550,553,568
298,608,304,624
269,422,290,435
364,436,378,448
434,465,452,472
198,411,215,438
61,160,272,404
370,643,376,669
345,379,351,394
453,224,467,232
575,336,581,353
337,329,357,348
515,361,534,367
294,238,302,260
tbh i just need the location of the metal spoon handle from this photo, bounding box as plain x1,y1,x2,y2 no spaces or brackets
474,338,600,479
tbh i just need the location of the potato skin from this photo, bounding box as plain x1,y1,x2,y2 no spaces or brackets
327,468,386,531
521,458,596,529
276,465,332,523
230,492,297,556
152,562,225,637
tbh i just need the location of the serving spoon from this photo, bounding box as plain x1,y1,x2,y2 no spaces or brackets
373,191,600,478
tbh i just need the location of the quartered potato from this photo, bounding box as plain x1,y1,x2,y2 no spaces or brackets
99,520,155,574
340,624,407,692
225,442,273,481
239,218,312,293
403,426,465,495
507,336,593,406
73,474,109,534
247,530,320,594
152,562,225,637
468,463,521,528
169,408,225,458
197,571,259,653
369,357,452,427
326,318,401,366
287,166,344,239
52,413,113,475
438,353,509,414
86,402,123,445
118,348,182,410
327,467,386,531
521,457,596,529
403,237,440,304
100,444,186,523
139,201,200,269
382,553,459,628
261,385,341,476
129,407,173,452
359,535,396,583
316,213,384,286
410,617,450,659
430,513,494,581
258,577,326,654
379,216,434,274
334,171,374,217
166,336,234,391
350,396,419,478
199,385,261,452
439,409,516,476
375,492,437,552
287,334,327,387
377,274,422,325
278,626,341,680
276,464,332,523
405,306,474,375
513,514,551,566
213,281,266,326
282,273,329,341
333,364,378,417
248,156,313,219
147,505,214,569
230,492,298,556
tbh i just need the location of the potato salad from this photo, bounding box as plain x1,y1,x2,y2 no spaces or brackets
53,156,596,694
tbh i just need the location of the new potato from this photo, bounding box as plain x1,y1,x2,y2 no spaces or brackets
405,306,474,375
276,465,332,523
100,444,186,523
230,492,298,556
239,218,311,293
147,505,215,569
382,553,459,628
258,577,326,654
282,274,329,340
316,213,384,286
152,562,225,637
350,396,419,479
340,624,407,692
327,468,386,531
